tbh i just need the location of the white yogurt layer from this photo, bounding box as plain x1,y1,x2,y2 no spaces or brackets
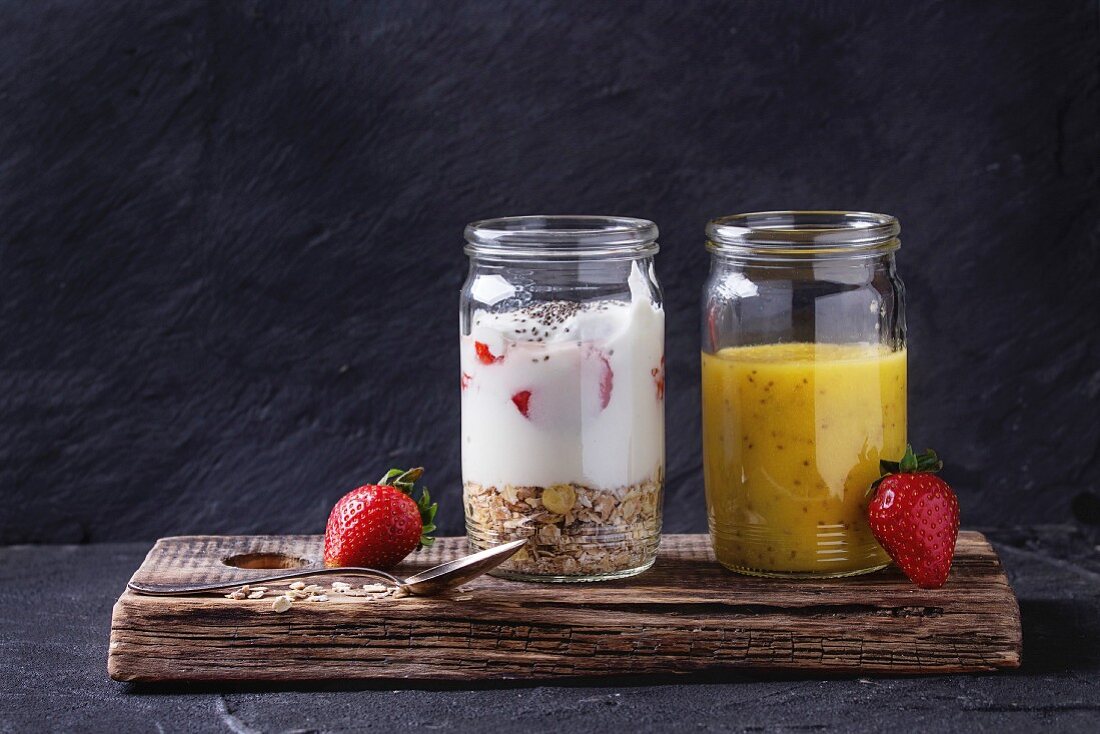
461,262,664,489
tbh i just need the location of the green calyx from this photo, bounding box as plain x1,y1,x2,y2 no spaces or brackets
868,445,944,495
378,467,438,549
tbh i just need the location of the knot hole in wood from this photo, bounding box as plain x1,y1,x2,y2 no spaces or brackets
222,552,311,570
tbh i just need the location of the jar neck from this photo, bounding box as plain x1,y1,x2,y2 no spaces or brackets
706,210,900,262
468,253,658,269
465,215,659,263
709,248,899,269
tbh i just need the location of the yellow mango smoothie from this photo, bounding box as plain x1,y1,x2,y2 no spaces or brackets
702,343,906,576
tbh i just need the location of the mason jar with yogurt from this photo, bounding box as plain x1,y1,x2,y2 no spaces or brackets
460,216,665,582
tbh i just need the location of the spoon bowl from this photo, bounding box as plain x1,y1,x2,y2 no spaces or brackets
401,538,527,595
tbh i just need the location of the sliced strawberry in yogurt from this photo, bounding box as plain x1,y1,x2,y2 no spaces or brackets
582,346,613,411
475,341,503,365
597,354,613,409
460,372,472,391
651,356,665,400
511,390,532,418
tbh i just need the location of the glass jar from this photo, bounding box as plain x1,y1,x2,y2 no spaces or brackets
701,211,906,578
461,216,665,582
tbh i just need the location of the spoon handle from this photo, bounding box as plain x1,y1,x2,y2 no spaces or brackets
127,567,404,596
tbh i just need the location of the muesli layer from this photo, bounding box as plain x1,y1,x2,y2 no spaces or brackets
463,476,662,578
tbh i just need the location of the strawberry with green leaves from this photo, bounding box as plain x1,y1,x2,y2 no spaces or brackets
867,446,960,589
324,467,438,570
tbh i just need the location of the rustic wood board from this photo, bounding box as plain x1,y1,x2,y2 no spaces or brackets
108,532,1020,682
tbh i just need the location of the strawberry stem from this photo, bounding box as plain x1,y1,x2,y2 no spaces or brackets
378,467,424,490
378,467,437,550
869,445,944,495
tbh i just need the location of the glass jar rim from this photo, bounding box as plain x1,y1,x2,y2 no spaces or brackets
465,215,659,260
706,210,900,258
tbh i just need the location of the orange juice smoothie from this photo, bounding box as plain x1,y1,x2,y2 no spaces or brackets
702,343,906,576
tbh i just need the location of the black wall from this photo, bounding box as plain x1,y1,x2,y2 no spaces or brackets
1,1,1097,543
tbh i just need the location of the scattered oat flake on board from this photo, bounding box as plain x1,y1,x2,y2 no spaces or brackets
247,591,265,599
289,581,306,590
362,584,389,593
272,596,292,613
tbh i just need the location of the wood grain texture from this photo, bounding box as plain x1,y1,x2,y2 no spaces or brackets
108,533,1021,681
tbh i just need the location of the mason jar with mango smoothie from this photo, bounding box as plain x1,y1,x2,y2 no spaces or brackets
701,211,906,577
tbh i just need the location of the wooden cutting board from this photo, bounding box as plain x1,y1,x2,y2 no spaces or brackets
108,532,1020,682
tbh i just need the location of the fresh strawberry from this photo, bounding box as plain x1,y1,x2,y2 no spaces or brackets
475,341,502,365
866,446,960,589
323,467,438,570
511,390,532,417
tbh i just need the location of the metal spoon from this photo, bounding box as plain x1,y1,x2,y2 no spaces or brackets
126,539,527,597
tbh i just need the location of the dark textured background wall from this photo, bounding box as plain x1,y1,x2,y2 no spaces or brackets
1,1,1097,543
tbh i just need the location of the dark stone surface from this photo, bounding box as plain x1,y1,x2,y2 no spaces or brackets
1,1,1098,543
1,525,1098,732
